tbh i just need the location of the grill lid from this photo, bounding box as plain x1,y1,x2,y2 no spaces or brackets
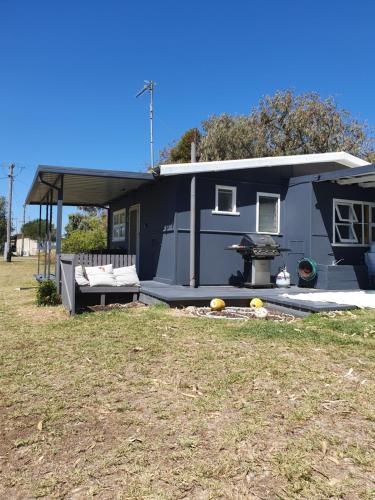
239,233,278,248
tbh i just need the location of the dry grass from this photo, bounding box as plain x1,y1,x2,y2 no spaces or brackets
0,258,374,499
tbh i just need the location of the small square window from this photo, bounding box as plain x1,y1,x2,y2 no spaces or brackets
218,189,233,212
213,185,239,215
112,209,126,241
256,193,280,234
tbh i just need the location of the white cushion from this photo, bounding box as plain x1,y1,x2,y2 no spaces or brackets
113,265,140,286
88,272,117,287
85,264,113,277
75,265,89,286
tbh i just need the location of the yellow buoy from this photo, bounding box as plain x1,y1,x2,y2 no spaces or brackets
250,297,264,309
210,298,226,311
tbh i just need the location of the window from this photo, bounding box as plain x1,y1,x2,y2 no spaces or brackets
112,209,126,241
256,193,280,234
333,199,375,246
213,185,239,215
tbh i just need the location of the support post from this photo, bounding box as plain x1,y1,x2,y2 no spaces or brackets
55,179,63,293
37,203,42,276
43,198,48,279
47,191,53,279
189,142,197,288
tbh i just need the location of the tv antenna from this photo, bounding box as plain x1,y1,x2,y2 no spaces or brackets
136,80,155,169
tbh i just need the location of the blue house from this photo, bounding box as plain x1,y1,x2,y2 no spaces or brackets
26,152,375,296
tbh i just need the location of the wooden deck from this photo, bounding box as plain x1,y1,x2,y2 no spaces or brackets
139,281,357,313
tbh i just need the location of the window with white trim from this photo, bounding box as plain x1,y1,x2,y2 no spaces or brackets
256,193,280,234
213,185,239,215
112,209,126,241
333,199,375,245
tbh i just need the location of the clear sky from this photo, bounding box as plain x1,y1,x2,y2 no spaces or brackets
1,0,374,229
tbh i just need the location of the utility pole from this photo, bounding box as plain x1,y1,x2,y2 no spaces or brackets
135,80,155,170
21,203,26,256
4,163,14,262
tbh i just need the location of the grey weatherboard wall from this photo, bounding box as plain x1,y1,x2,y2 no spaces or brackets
109,165,375,289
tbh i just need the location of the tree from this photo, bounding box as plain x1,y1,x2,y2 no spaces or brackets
64,213,93,237
21,219,56,241
61,227,106,253
160,128,201,164
0,196,6,252
77,206,103,216
199,114,256,161
62,209,107,253
366,151,375,163
199,91,373,161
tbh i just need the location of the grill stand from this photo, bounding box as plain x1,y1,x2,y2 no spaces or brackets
227,234,280,289
242,259,276,289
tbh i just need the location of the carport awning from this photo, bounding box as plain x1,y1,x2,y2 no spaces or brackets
313,163,375,187
26,165,154,206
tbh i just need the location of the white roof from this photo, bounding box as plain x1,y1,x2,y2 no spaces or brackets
159,152,369,176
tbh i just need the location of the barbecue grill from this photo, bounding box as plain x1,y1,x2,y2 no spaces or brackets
228,233,280,287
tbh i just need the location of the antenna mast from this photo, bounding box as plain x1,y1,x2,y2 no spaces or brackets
136,80,155,169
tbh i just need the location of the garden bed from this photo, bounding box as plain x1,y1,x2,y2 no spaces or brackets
181,306,297,322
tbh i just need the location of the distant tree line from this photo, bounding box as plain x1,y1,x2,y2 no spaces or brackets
21,219,56,241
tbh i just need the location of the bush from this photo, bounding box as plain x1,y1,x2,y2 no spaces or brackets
61,228,107,253
36,279,60,306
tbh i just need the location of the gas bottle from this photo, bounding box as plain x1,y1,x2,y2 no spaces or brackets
276,267,290,288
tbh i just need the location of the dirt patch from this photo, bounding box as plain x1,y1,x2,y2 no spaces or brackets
87,301,148,312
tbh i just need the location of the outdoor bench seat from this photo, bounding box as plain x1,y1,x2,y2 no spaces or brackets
77,284,140,306
59,253,139,315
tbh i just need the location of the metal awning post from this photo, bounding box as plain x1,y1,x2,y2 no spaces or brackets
47,190,53,279
37,203,42,277
55,177,64,293
43,197,48,279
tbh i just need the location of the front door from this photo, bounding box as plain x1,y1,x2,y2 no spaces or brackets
128,204,140,268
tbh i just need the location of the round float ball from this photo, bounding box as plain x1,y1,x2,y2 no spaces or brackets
210,298,226,311
253,307,268,319
250,297,264,309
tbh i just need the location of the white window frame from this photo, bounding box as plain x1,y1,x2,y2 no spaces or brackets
112,208,126,242
256,192,280,235
333,198,375,247
212,185,240,216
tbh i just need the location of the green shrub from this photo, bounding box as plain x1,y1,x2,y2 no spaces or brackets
36,279,60,306
61,228,106,253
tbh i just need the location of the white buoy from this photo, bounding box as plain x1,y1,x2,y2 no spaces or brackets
276,267,290,288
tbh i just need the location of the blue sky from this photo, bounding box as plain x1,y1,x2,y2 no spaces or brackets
1,0,374,229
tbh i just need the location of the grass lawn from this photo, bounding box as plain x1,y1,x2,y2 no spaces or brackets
0,258,374,499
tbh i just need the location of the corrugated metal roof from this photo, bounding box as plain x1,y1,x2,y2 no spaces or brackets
26,165,154,206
